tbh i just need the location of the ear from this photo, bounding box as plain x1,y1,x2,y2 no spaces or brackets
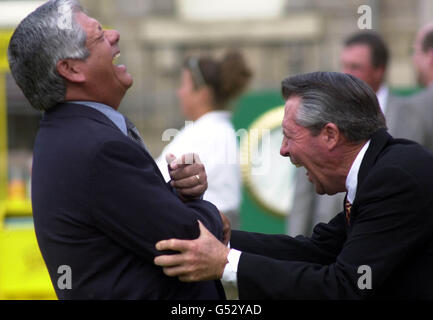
320,123,340,151
56,59,86,83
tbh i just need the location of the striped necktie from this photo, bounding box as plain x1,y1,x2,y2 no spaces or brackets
345,198,352,226
124,116,148,152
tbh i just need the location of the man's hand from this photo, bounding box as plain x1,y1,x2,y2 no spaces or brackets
154,221,230,282
166,153,208,201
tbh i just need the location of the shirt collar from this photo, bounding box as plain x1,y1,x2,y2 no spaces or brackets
68,101,127,135
376,84,388,115
345,140,371,204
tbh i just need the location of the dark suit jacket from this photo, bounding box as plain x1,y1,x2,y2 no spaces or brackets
31,102,225,300
231,129,433,299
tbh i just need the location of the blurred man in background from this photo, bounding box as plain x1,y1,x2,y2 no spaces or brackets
288,31,415,237
408,22,433,152
341,32,395,115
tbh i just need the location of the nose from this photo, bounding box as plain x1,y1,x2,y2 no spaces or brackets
106,29,120,46
280,146,289,157
280,137,290,157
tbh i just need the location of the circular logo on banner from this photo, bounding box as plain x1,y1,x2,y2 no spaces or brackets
240,106,297,218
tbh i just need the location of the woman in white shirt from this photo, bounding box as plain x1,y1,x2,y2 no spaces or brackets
156,51,252,229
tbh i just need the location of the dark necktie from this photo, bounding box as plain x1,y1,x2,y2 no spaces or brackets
124,116,148,152
345,198,352,226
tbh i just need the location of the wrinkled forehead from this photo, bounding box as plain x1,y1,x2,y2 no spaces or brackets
284,95,302,115
283,95,302,126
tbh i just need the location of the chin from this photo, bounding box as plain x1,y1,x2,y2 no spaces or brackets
314,183,333,196
315,188,327,195
118,81,133,97
323,190,338,196
123,76,134,89
312,183,324,195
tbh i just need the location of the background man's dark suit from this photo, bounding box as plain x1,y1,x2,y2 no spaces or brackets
31,103,225,299
231,129,433,299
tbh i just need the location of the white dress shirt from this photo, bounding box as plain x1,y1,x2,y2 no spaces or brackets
155,111,241,216
345,140,371,204
222,140,372,287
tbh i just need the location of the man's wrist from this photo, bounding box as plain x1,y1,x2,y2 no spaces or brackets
219,245,231,279
221,248,242,285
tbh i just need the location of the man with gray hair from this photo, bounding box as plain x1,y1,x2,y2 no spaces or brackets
8,0,226,299
289,31,419,239
154,72,433,299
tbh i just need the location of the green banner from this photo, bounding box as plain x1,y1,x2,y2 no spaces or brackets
233,90,287,234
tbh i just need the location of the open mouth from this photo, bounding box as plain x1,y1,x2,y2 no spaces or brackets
306,170,313,183
112,52,120,65
290,159,303,168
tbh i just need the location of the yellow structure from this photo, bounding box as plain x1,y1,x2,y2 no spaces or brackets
0,200,56,299
0,30,9,205
0,30,56,300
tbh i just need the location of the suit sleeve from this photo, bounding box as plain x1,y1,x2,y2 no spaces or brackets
231,210,347,265
89,140,223,263
236,166,432,299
